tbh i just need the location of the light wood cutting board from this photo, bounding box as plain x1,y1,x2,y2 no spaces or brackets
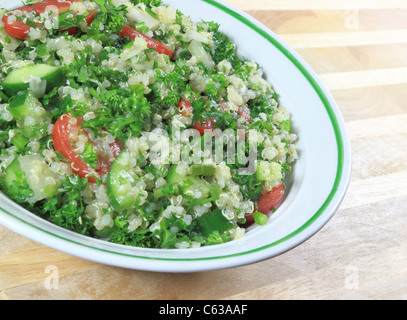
1,0,407,300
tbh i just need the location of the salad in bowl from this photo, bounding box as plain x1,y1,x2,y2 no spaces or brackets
0,0,298,249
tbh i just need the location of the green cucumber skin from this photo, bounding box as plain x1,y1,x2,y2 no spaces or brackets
8,91,50,141
3,64,66,96
166,165,210,199
9,91,39,121
106,150,137,212
1,158,34,204
2,156,60,203
166,165,185,185
3,158,21,191
106,163,126,212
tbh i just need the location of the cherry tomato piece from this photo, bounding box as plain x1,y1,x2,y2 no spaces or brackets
2,0,93,40
52,113,120,183
119,24,174,59
243,183,285,226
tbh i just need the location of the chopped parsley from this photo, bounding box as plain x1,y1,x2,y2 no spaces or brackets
0,0,297,249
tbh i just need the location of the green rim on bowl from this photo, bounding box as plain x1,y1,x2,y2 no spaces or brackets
0,0,346,263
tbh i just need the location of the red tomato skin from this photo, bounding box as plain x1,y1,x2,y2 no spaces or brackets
193,119,215,136
243,183,285,227
53,114,121,183
120,25,174,59
257,183,285,214
3,0,93,40
2,11,35,40
26,0,82,13
52,114,97,183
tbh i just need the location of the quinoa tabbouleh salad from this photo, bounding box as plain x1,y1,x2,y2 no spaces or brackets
0,0,298,249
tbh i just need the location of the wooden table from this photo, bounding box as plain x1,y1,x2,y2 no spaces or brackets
1,0,407,300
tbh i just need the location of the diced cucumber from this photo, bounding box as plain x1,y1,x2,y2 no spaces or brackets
9,90,48,123
2,155,60,203
3,64,66,97
127,6,160,31
106,150,142,211
188,40,215,70
153,186,166,199
183,29,212,44
153,184,179,199
154,177,210,200
18,155,60,201
166,164,189,185
8,91,50,141
255,161,282,182
182,177,210,199
2,158,25,195
209,183,222,201
165,165,210,199
20,123,49,140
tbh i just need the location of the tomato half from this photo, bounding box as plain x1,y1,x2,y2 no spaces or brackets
52,113,120,183
2,4,37,39
2,0,94,40
120,24,174,59
257,183,285,214
243,183,285,226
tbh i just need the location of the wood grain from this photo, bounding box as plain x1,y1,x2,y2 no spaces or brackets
1,0,407,300
228,0,407,10
281,30,407,48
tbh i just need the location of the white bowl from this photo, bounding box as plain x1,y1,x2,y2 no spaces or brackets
0,0,351,272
